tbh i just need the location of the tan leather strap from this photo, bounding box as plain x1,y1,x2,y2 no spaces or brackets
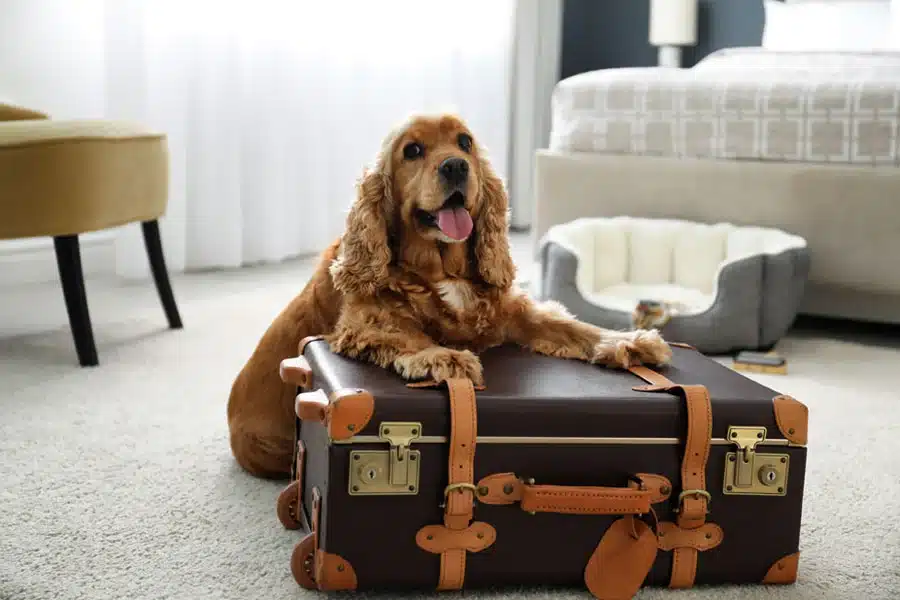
629,365,674,388
628,366,714,590
670,546,698,589
656,522,723,552
473,474,653,515
673,385,712,529
415,378,492,591
440,378,477,591
443,378,477,531
407,379,486,391
476,472,672,510
525,484,654,515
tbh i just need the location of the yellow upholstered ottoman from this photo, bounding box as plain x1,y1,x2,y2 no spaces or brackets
0,103,182,366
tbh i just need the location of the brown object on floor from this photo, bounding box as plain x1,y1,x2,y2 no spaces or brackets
732,351,788,375
276,340,808,595
226,113,673,481
0,104,182,367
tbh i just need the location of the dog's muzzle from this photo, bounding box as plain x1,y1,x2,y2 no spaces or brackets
416,190,473,241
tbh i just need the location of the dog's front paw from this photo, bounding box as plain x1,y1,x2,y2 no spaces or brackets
592,329,672,369
394,347,484,386
629,329,672,366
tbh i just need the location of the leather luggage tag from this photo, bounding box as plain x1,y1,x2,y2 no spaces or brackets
584,516,657,600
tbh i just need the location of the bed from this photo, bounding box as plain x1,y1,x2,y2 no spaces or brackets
533,45,900,324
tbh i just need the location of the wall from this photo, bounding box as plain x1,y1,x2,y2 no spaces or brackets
0,0,113,286
509,0,563,231
0,0,106,118
560,0,766,78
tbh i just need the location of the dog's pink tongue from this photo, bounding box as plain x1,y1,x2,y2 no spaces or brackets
435,207,473,240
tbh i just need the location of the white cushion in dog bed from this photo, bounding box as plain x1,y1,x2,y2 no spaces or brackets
538,216,810,353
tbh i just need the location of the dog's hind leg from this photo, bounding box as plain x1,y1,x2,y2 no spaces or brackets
227,242,342,479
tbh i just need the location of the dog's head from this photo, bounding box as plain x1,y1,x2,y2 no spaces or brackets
330,113,515,296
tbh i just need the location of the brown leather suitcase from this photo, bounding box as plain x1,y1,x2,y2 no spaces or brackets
276,335,808,598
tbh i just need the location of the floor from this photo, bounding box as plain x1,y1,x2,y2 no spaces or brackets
1,232,898,600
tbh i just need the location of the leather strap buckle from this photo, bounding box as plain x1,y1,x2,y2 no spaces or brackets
678,489,711,505
674,489,711,514
442,482,479,506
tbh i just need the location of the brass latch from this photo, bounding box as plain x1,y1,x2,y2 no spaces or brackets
723,426,789,496
348,422,421,496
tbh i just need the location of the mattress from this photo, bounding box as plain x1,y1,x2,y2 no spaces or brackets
549,47,900,166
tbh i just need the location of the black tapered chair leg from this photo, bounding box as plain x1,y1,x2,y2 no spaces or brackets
53,235,99,367
141,219,183,329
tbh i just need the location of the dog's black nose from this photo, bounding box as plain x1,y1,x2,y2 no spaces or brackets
439,157,469,186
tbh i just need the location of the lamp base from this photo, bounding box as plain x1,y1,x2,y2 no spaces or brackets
658,45,681,68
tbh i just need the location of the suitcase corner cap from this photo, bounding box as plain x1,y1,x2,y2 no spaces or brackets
772,395,808,446
328,388,375,441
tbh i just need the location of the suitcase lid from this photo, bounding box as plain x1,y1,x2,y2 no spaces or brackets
300,339,796,444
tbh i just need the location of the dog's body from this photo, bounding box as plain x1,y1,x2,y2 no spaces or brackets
227,114,672,479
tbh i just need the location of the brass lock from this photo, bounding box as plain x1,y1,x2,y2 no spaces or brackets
723,426,790,497
758,464,779,486
359,462,382,483
348,422,421,496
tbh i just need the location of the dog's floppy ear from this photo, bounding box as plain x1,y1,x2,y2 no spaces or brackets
474,154,515,289
329,156,393,297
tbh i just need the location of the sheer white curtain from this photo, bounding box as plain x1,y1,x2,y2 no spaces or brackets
103,0,516,278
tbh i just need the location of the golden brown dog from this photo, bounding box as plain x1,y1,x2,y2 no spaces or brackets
226,113,672,479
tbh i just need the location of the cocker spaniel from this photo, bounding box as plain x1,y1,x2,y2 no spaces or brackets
227,113,672,478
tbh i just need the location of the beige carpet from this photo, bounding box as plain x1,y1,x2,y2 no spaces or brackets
1,253,898,600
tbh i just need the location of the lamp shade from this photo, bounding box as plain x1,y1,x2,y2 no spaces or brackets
649,0,698,46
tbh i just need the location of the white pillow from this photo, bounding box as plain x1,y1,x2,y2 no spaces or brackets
762,0,892,51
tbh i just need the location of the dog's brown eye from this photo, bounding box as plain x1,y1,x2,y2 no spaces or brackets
403,142,424,160
457,133,473,153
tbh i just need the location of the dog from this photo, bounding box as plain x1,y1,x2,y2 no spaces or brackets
226,113,672,479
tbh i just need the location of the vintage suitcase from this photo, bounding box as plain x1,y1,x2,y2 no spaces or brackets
275,335,808,598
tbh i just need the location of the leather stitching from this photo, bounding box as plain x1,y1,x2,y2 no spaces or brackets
672,545,682,585
531,490,647,500
628,368,715,590
670,547,698,589
432,379,479,591
528,505,647,514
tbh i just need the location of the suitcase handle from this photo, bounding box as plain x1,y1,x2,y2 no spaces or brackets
475,472,671,516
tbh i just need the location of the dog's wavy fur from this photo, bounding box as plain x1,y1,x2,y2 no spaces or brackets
227,113,671,479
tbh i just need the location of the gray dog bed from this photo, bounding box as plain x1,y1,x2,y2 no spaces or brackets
537,217,810,354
